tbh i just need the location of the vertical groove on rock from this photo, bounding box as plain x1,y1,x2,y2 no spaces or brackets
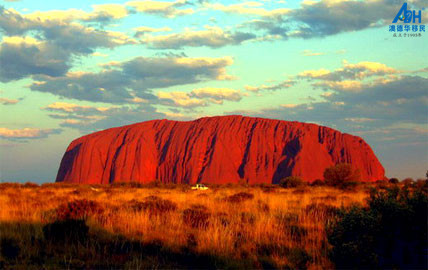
237,122,258,179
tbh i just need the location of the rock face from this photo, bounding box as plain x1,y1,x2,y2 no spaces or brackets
56,115,385,184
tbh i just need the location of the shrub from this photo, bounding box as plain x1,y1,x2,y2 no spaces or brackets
257,256,277,269
293,186,309,194
279,176,304,188
257,184,278,193
314,195,337,202
305,203,340,219
276,212,299,227
256,245,311,269
225,192,254,203
327,186,428,269
388,178,399,184
186,233,197,249
182,204,211,228
311,179,325,186
286,247,312,269
256,243,289,257
375,180,389,190
415,179,428,190
216,212,230,227
323,163,360,188
0,183,22,190
127,196,177,215
238,178,249,187
111,182,144,188
43,219,89,243
23,182,39,188
240,212,256,224
402,178,414,186
41,182,75,189
275,212,308,240
55,199,104,221
288,225,308,241
1,238,20,260
257,200,270,213
144,180,163,188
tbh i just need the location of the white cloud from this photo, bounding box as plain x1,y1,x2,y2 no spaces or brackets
0,127,62,140
245,79,295,92
42,102,114,113
158,91,206,107
157,87,244,108
142,26,256,49
126,0,194,18
192,87,244,102
30,56,235,103
204,2,290,17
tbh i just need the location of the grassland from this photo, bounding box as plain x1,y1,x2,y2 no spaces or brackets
0,182,422,269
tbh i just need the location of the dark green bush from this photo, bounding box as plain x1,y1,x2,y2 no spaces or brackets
279,176,305,188
43,219,89,244
323,163,360,188
388,178,399,184
327,186,428,269
1,238,20,260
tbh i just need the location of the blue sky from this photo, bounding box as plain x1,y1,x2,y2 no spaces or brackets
0,0,427,183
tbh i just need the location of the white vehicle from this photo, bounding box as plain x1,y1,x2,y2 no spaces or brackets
191,183,209,190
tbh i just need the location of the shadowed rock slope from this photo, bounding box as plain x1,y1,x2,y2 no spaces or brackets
56,115,385,184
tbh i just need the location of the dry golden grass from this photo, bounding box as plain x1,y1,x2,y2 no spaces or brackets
0,183,371,269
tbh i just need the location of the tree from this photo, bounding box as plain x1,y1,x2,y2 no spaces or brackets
327,186,428,269
323,163,360,188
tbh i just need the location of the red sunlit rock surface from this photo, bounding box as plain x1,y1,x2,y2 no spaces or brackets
56,115,385,184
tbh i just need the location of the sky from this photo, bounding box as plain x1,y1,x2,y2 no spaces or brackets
0,0,427,183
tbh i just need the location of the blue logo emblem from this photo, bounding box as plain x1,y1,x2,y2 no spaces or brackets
392,3,422,23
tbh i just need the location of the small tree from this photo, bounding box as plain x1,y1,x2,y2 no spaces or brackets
279,176,304,188
323,163,360,188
